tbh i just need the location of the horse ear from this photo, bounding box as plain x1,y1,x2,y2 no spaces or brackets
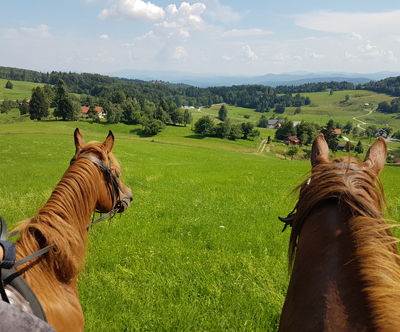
362,137,387,174
311,133,330,168
102,130,114,154
74,128,85,154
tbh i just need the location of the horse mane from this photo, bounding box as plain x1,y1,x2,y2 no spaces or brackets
13,140,120,304
289,156,400,330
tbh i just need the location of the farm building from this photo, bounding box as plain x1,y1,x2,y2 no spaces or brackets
81,106,105,118
267,119,284,129
283,136,300,146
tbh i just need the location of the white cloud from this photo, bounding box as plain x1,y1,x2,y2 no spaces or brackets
270,53,302,62
203,0,241,23
304,48,324,59
222,55,233,61
388,50,398,62
155,2,207,33
294,10,400,38
99,0,164,21
242,45,258,61
94,52,115,64
345,51,357,59
171,46,188,60
20,24,53,38
351,32,363,40
222,29,274,38
100,34,109,39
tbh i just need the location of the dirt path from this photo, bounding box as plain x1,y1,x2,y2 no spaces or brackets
353,110,373,131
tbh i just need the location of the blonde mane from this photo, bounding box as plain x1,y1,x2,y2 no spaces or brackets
289,156,400,330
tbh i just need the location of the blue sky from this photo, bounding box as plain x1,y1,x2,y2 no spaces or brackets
2,0,400,76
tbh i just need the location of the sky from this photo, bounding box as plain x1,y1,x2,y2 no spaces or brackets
2,0,400,77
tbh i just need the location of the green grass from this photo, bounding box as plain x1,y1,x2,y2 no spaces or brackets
1,83,400,331
0,79,45,100
1,120,400,331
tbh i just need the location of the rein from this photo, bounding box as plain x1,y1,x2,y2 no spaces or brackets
279,163,361,232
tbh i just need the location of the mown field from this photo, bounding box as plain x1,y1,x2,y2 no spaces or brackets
1,118,400,331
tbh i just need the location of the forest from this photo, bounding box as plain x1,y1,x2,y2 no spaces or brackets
3,66,400,137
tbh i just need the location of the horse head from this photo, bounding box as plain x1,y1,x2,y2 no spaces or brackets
72,128,133,216
311,133,387,174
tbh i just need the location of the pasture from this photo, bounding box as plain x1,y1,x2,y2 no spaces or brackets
1,120,400,331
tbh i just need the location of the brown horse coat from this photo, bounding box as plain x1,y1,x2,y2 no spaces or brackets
279,134,400,331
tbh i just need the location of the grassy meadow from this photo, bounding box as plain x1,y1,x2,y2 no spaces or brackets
1,84,400,331
0,119,400,331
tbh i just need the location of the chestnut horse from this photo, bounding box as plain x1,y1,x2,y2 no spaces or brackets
10,128,133,332
279,134,400,331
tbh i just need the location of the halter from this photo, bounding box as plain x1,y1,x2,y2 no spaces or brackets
279,162,361,232
70,153,126,228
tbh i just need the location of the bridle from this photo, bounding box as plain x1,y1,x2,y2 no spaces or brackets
70,153,126,228
279,162,361,232
0,150,130,306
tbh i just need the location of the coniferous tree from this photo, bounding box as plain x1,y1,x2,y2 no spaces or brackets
29,87,49,120
218,104,228,121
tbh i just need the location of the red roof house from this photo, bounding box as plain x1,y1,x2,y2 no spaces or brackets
284,136,300,146
333,129,342,136
81,106,104,118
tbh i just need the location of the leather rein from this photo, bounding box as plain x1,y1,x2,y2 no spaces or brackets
0,153,125,304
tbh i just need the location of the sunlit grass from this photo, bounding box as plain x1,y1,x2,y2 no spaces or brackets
1,123,399,331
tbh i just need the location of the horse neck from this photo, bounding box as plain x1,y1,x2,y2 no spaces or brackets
280,200,400,331
15,161,101,282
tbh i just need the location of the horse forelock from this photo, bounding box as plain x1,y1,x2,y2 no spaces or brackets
288,157,400,330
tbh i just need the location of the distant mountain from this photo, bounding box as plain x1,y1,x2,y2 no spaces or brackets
104,69,400,88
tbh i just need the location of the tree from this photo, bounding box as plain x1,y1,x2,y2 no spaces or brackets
295,121,318,145
29,87,49,120
241,122,254,139
0,97,12,114
354,141,364,154
287,146,299,160
19,98,29,115
5,80,13,89
274,103,286,114
142,119,165,135
341,122,352,135
275,120,296,140
257,115,268,128
321,119,338,153
53,79,80,121
229,124,243,140
194,116,215,136
183,109,193,127
365,125,377,143
218,104,228,121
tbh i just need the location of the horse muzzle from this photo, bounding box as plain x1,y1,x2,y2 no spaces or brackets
118,187,133,213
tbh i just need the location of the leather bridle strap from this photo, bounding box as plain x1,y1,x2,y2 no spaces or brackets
70,153,125,229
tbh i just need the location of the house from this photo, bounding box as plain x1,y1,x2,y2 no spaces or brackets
396,158,400,164
333,129,342,136
376,128,388,138
338,143,346,151
283,136,300,146
267,119,284,129
81,106,105,118
293,121,301,127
